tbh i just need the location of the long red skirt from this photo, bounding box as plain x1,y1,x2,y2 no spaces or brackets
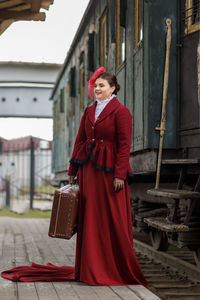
1,161,147,287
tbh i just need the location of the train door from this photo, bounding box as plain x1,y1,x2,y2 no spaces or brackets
179,0,200,148
116,0,126,105
133,0,144,151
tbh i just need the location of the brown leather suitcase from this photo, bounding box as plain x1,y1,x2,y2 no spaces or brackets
48,184,79,239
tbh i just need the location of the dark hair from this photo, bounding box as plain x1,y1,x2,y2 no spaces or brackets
96,72,120,95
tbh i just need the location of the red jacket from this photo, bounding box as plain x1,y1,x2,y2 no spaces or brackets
68,97,133,180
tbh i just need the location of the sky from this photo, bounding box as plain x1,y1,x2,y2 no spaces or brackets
0,0,90,141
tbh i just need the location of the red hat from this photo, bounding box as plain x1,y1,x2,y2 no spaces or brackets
87,67,106,99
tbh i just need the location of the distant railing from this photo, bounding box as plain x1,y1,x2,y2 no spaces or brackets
0,136,53,212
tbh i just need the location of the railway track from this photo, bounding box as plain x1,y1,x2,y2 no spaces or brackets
134,232,200,300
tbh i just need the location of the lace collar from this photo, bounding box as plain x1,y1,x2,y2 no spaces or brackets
96,94,116,105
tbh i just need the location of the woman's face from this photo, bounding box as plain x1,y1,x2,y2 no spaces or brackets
94,78,115,101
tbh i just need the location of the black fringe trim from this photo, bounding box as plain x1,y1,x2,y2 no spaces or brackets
70,157,114,174
70,141,133,179
70,157,88,166
91,162,114,173
70,141,114,174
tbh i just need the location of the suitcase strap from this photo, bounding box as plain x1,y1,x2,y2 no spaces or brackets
54,192,62,236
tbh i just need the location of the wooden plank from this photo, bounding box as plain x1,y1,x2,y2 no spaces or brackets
128,285,162,300
0,19,14,35
33,219,68,264
90,286,121,300
0,228,17,300
11,219,30,266
153,282,192,288
162,159,200,165
0,232,4,257
135,207,168,220
144,217,189,232
35,282,60,300
0,9,46,21
28,220,58,264
1,232,15,267
147,277,180,283
134,239,200,282
0,218,160,300
9,4,31,12
52,282,80,300
110,285,141,300
147,188,200,199
41,0,52,10
71,282,101,300
31,0,41,13
10,220,39,300
164,290,200,296
0,0,24,9
0,277,17,300
22,231,43,264
17,282,39,300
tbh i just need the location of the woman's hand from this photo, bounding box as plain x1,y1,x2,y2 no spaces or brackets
113,178,124,192
69,176,75,185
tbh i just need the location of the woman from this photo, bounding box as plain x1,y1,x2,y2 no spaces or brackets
1,67,147,287
68,67,147,286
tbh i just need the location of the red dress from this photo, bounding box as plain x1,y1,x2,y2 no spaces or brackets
1,98,147,287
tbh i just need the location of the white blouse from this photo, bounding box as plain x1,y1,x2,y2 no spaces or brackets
95,94,116,122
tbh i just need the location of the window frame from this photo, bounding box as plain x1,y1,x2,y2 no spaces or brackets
116,0,126,68
185,0,200,34
79,51,85,111
70,66,76,118
60,87,65,130
88,32,95,72
134,0,143,48
100,11,107,66
66,82,70,125
53,101,57,137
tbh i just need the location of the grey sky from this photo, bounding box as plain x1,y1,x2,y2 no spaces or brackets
0,0,90,63
0,0,90,140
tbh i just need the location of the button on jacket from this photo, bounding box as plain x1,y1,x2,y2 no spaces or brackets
68,97,133,180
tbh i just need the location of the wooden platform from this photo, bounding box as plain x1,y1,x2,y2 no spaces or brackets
162,159,200,165
0,217,160,300
144,217,189,232
147,188,200,199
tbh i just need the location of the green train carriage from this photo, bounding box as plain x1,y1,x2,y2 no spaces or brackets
50,0,200,264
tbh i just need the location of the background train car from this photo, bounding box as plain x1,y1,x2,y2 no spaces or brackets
50,0,200,265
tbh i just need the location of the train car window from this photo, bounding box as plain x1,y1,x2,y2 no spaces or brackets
54,98,59,135
56,98,60,132
70,66,76,117
70,66,76,98
79,51,85,111
88,32,95,72
100,11,107,66
110,0,116,43
60,88,65,113
80,67,84,111
120,0,127,27
185,0,200,34
60,88,65,130
117,0,126,68
53,101,57,138
88,33,95,104
134,0,143,48
66,82,70,125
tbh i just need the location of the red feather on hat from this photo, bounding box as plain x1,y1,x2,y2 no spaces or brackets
87,67,106,99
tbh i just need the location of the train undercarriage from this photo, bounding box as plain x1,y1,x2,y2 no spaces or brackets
130,152,200,267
